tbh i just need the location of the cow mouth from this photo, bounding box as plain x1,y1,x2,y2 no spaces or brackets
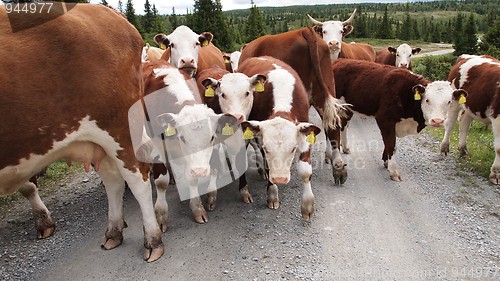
179,67,197,77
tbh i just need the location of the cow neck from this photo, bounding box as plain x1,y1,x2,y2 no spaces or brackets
269,111,296,123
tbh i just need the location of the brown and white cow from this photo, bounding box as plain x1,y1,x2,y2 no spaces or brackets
375,43,421,70
307,9,376,62
239,26,347,183
0,4,163,262
142,43,166,61
238,56,321,221
440,55,500,184
154,26,225,78
332,59,467,181
222,51,242,73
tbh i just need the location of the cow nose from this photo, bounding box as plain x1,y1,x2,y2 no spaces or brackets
233,114,244,122
181,58,195,65
328,40,340,49
271,177,289,184
399,62,408,68
190,167,209,177
430,118,444,127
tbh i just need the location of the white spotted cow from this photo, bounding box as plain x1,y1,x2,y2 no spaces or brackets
375,43,421,70
440,54,500,184
0,4,163,262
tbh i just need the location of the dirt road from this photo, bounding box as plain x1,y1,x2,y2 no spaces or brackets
1,110,499,280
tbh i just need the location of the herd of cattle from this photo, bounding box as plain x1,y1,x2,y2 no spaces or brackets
1,4,499,262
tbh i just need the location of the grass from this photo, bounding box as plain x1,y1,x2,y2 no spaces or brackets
424,120,495,181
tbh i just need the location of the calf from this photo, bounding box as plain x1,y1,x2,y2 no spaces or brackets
375,43,421,70
238,56,321,221
222,51,242,72
332,59,466,180
143,43,165,61
440,55,500,184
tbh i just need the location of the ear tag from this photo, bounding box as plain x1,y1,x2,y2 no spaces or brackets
160,43,166,50
243,127,254,140
306,131,316,144
202,40,209,47
205,85,215,97
224,58,230,64
222,123,234,136
458,95,467,105
414,90,421,101
165,123,176,137
255,81,265,93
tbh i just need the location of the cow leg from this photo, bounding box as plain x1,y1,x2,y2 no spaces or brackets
188,178,208,223
154,173,169,233
113,157,164,262
298,151,314,221
239,141,254,203
206,168,218,211
18,181,56,239
326,128,347,185
489,117,500,184
377,120,401,181
267,182,279,209
249,139,267,180
458,113,474,156
440,106,461,156
323,129,332,164
341,123,351,154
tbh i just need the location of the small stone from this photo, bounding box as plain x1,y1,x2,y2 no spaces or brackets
223,270,229,274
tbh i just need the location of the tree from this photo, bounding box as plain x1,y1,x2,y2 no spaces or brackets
190,0,234,51
453,13,466,56
152,4,166,34
170,7,179,30
244,1,267,42
100,0,108,5
125,0,144,35
143,0,155,33
400,3,413,40
479,19,500,58
377,6,393,39
462,13,478,54
117,0,123,13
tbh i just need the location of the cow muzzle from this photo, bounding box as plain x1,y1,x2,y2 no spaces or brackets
430,118,444,127
271,177,289,185
328,40,340,51
190,167,209,178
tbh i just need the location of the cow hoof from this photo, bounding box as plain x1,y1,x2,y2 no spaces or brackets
193,211,208,224
267,184,279,209
206,197,217,211
489,172,500,185
34,211,56,239
440,143,449,156
36,226,55,239
301,199,315,221
143,246,164,263
342,148,351,154
390,175,402,181
101,238,123,250
459,146,468,157
240,186,254,203
267,199,280,209
384,161,388,168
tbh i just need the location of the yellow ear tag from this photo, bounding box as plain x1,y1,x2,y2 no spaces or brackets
160,43,166,50
222,123,234,136
224,58,230,64
414,90,422,101
205,85,215,97
306,131,316,144
255,81,265,93
243,127,254,140
458,95,467,105
165,123,176,136
202,40,209,47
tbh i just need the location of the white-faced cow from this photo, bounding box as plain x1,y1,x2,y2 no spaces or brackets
0,4,163,262
332,59,467,181
142,59,241,224
238,56,321,221
154,25,225,78
440,54,500,184
142,43,166,61
239,26,347,183
222,51,242,73
307,9,376,62
375,43,421,70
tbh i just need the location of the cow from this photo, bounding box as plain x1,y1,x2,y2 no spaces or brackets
332,59,467,181
141,59,242,224
142,42,165,61
440,55,500,184
153,25,225,78
239,26,347,183
0,4,163,262
222,51,242,73
234,56,321,221
375,43,421,70
307,9,376,62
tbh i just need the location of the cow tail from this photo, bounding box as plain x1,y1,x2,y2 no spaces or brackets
302,27,346,130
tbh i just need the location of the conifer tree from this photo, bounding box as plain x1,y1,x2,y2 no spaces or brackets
245,1,267,42
377,6,393,39
453,12,466,56
143,0,155,33
463,13,478,54
125,0,144,35
117,0,123,13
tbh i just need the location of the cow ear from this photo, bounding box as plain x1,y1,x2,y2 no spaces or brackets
388,47,397,55
412,84,426,101
156,113,178,137
199,32,213,47
313,25,323,35
342,25,354,36
453,89,468,104
216,113,239,137
298,123,321,144
202,78,219,97
153,33,169,50
241,121,260,140
223,54,231,64
249,74,267,93
412,48,421,55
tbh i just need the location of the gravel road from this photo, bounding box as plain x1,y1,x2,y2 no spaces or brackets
0,110,499,281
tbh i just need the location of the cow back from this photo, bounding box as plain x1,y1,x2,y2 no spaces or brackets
375,49,396,66
339,42,376,61
197,43,225,75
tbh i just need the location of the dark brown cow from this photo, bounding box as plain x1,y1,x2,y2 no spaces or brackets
375,44,421,70
440,55,500,184
238,56,321,221
332,59,466,181
0,4,163,262
239,26,347,181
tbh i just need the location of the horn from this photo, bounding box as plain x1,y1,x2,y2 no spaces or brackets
307,14,323,26
342,9,357,25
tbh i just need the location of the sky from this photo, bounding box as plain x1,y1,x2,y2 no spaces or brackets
89,0,417,15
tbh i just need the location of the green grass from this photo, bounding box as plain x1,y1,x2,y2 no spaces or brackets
424,120,494,180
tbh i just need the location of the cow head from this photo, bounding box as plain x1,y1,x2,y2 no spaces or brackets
414,81,468,127
307,9,356,60
156,104,239,178
230,51,242,72
153,26,214,77
389,44,421,68
242,118,320,184
202,73,266,120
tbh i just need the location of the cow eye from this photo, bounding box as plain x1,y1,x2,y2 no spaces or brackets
245,92,250,97
169,43,175,48
195,42,201,46
210,135,215,142
221,93,226,99
322,30,327,35
180,135,186,143
426,99,430,104
448,101,451,104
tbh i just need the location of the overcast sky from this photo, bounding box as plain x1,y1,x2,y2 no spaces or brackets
89,0,415,15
